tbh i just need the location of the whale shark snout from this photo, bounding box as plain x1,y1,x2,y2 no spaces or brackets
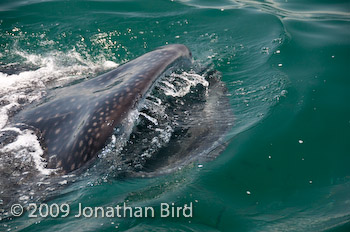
12,44,192,174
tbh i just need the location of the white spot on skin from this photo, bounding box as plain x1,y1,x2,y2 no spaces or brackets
55,128,61,134
56,161,62,168
36,117,43,123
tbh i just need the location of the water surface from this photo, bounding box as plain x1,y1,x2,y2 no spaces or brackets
0,0,349,231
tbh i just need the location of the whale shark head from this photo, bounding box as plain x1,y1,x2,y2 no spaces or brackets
13,44,192,174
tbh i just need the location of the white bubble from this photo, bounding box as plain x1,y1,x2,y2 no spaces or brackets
0,127,56,175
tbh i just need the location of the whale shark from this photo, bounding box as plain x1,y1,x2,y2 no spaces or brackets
11,44,192,174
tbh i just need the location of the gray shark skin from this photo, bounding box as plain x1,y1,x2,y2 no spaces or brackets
12,44,192,174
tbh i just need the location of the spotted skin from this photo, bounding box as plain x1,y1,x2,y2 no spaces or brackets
13,44,192,174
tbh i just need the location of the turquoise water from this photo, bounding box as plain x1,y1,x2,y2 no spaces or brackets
0,0,349,231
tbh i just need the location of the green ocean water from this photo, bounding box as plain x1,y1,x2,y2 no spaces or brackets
0,0,349,231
